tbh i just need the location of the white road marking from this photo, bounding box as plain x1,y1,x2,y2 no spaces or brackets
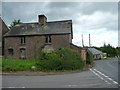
3,86,26,88
113,81,118,84
89,69,110,84
90,68,119,85
105,80,108,83
107,78,113,81
65,85,77,87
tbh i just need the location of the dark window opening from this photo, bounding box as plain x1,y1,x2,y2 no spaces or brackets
21,37,26,44
8,49,13,56
45,35,51,43
20,48,26,59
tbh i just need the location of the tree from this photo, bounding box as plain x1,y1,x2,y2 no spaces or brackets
9,19,22,29
100,44,117,57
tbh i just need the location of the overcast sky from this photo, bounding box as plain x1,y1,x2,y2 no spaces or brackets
1,2,118,47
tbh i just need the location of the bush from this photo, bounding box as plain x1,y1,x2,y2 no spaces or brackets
86,50,93,65
38,48,84,71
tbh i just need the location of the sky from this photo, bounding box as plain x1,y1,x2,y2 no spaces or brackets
1,2,118,47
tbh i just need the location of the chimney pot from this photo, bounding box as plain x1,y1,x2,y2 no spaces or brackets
38,15,47,25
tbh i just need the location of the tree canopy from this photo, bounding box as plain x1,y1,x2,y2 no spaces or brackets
85,44,120,58
93,44,119,57
9,19,22,29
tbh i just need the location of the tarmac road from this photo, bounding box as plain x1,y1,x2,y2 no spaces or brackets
2,59,119,88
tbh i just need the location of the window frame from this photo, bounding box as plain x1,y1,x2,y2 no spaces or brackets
8,48,14,56
20,36,26,45
45,35,52,44
20,48,26,59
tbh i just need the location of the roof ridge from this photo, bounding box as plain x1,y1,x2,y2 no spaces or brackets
19,20,72,24
47,20,72,23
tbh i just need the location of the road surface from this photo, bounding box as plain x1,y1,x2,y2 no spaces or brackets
2,59,119,88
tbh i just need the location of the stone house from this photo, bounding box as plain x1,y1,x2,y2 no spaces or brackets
4,15,86,60
0,17,9,55
4,15,73,59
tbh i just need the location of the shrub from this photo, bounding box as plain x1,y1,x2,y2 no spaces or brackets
86,50,93,65
38,48,84,71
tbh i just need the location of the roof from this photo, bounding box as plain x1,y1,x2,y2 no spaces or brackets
88,48,103,55
70,43,86,50
4,20,72,37
0,17,9,35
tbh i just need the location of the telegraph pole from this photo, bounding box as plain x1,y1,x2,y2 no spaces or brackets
89,34,91,47
82,34,84,47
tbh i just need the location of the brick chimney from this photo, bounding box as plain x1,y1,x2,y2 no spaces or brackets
38,15,47,25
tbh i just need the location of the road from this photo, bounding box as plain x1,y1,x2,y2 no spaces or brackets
2,59,119,88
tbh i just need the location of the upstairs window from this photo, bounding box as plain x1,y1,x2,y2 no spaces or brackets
21,37,26,44
45,35,51,43
8,49,13,56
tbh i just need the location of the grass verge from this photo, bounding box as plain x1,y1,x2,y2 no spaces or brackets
2,58,38,72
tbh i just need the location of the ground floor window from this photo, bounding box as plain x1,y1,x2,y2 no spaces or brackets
8,49,13,56
20,48,26,59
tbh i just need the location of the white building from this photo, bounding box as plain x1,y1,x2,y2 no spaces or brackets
88,48,107,59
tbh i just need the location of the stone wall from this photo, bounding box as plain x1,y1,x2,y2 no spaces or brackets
4,34,71,59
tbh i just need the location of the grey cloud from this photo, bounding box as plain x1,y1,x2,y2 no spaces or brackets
78,2,118,15
2,2,118,32
2,2,49,25
46,2,117,16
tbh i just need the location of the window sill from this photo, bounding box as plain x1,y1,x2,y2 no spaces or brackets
44,43,52,45
20,44,26,45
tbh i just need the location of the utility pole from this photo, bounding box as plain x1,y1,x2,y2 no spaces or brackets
89,34,91,47
82,34,84,47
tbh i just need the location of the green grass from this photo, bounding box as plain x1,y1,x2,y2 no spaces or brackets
2,58,38,72
94,58,113,61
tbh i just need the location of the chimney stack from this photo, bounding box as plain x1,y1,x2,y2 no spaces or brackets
38,15,47,25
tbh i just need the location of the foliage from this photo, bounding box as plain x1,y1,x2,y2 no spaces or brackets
37,48,84,71
9,19,22,29
116,47,120,57
86,50,93,65
2,48,85,72
100,44,117,57
86,44,120,58
2,58,38,72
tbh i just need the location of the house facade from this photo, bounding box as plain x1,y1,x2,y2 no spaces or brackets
4,15,73,59
0,17,9,56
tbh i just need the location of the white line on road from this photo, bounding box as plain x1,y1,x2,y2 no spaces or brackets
65,85,78,87
89,69,111,84
90,68,118,85
2,87,26,88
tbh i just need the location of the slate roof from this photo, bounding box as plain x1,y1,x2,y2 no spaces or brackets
88,48,103,55
4,20,72,37
0,17,9,35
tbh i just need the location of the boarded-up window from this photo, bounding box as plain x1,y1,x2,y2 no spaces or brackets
20,48,26,59
8,49,13,56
